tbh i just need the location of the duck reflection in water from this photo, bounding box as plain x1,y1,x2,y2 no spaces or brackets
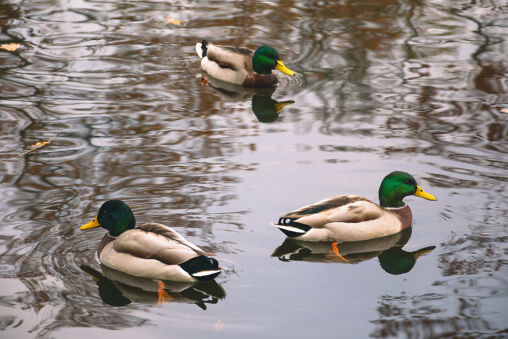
199,75,294,123
81,265,226,309
251,94,294,123
272,228,435,275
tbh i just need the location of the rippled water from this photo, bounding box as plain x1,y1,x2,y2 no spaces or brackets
0,0,507,338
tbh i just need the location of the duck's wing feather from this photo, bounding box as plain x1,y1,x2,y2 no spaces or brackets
327,199,383,223
206,43,254,72
278,195,382,229
221,45,253,56
112,223,206,265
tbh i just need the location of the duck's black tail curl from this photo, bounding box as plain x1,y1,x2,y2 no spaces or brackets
275,219,311,237
180,255,220,281
201,39,208,57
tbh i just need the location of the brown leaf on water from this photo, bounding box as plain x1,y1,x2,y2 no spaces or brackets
165,18,183,25
0,43,20,52
0,129,62,163
500,108,508,114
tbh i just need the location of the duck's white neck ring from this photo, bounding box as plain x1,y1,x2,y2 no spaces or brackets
384,203,407,210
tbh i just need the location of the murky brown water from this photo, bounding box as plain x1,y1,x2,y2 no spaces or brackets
1,0,507,338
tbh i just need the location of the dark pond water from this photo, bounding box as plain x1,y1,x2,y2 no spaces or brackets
1,0,507,338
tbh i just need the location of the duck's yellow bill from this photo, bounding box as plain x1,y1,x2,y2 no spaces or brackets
80,216,100,230
414,185,437,201
275,60,295,76
274,100,295,113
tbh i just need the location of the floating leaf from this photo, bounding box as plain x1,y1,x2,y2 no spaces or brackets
32,141,48,148
165,18,183,25
0,129,62,163
0,43,20,52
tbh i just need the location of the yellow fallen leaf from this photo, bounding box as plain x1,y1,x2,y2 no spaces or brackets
31,141,48,149
500,108,508,114
165,18,183,25
1,43,20,52
0,129,62,163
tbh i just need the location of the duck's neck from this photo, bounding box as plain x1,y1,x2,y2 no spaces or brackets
97,233,116,257
386,204,413,229
379,187,406,208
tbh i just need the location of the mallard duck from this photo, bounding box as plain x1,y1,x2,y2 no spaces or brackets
195,40,295,87
80,200,221,283
272,171,437,242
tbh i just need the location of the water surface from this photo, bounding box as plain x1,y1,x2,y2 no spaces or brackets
0,0,507,338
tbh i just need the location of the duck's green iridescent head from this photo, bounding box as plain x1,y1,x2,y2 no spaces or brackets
252,45,295,76
378,171,436,208
80,200,136,237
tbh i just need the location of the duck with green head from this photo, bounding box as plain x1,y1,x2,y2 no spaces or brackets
195,40,295,87
80,200,221,282
272,171,437,242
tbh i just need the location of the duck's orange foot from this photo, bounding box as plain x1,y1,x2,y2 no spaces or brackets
201,74,208,86
330,242,350,263
157,281,174,306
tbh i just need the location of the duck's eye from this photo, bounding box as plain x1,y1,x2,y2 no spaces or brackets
404,179,412,185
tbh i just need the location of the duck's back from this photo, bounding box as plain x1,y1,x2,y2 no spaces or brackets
205,44,253,72
98,223,209,281
114,223,205,264
280,195,378,227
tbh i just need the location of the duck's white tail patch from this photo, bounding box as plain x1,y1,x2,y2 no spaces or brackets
271,223,306,234
195,42,203,58
191,269,222,278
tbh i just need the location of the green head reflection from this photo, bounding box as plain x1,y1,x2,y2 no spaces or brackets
378,246,436,275
252,95,294,123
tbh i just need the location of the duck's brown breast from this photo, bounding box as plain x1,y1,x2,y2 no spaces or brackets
243,73,278,87
390,205,413,230
97,233,116,257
